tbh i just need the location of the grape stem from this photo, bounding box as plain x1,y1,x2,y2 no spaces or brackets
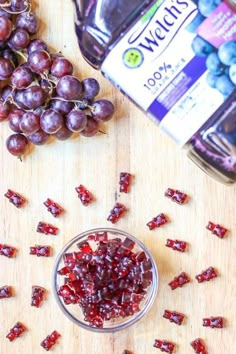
50,96,92,109
15,50,28,62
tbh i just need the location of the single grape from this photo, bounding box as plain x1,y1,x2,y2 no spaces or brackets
0,100,10,121
91,99,114,122
218,41,236,66
14,89,28,109
23,85,46,109
27,38,48,54
54,124,73,140
50,56,73,78
15,11,39,34
8,28,30,50
28,129,49,145
198,0,222,17
215,74,235,96
0,57,15,80
8,108,24,132
1,85,13,102
191,35,215,57
6,133,28,157
49,98,74,114
80,117,99,137
2,48,19,67
0,16,12,41
66,109,87,132
82,78,100,100
206,52,225,75
11,65,34,89
39,79,54,95
40,109,63,134
8,0,29,12
28,49,51,74
56,75,82,100
0,8,12,19
20,111,40,134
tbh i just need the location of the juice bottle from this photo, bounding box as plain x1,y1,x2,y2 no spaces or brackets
73,0,236,184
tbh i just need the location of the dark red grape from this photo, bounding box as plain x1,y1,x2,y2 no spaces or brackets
80,117,99,137
11,65,34,89
54,124,73,140
8,28,30,50
0,100,10,121
56,75,82,100
91,99,114,122
24,85,46,109
27,38,48,54
20,111,40,134
28,49,51,74
39,79,54,95
14,89,28,109
82,77,100,100
0,16,12,41
0,57,15,79
28,129,49,145
6,133,28,157
50,56,73,78
49,98,74,114
66,109,87,132
2,49,19,67
15,11,39,34
40,109,63,134
8,108,24,132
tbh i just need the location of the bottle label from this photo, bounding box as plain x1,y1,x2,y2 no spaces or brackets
101,0,236,146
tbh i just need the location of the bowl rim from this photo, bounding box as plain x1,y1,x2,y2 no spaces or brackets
52,227,159,333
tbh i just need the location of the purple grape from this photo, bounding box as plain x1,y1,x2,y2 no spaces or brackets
0,16,12,41
91,99,114,122
56,75,82,100
6,133,28,157
20,111,40,134
66,109,87,132
14,89,28,109
0,8,12,19
0,57,15,80
54,124,73,140
2,49,18,67
15,11,39,34
11,65,34,89
8,0,29,12
50,56,73,78
27,38,48,54
1,85,13,102
8,108,24,132
28,49,51,74
49,98,74,114
28,129,49,145
8,28,30,50
82,78,100,100
40,109,63,134
80,117,99,137
23,85,47,109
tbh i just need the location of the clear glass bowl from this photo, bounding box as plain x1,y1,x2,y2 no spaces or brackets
52,227,158,332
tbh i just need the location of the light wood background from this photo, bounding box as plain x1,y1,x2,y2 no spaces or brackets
0,1,235,353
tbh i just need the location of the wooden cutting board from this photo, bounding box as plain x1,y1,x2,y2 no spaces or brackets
0,1,235,353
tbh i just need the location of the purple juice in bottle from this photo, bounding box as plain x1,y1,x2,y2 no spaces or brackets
73,0,236,184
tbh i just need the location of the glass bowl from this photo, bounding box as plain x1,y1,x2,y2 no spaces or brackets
52,227,158,332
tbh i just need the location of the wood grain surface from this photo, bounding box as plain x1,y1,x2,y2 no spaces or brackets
0,1,235,353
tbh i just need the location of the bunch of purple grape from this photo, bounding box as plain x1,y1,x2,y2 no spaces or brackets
0,0,114,157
